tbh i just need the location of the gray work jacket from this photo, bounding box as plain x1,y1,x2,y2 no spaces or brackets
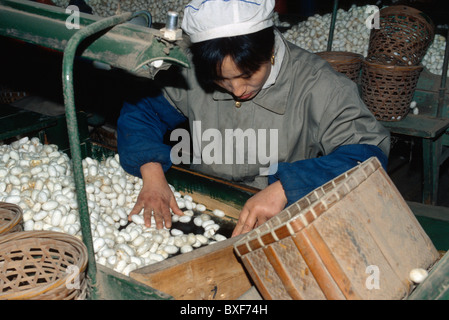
160,34,390,189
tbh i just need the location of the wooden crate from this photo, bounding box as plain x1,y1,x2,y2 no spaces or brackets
234,157,440,300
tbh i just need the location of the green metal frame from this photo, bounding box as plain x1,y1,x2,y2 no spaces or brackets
0,0,189,76
326,0,338,51
62,12,138,299
58,9,193,299
408,249,449,300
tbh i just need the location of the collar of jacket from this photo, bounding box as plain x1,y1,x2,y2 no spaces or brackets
212,32,292,115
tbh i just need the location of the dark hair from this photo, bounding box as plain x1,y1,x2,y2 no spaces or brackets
189,27,275,88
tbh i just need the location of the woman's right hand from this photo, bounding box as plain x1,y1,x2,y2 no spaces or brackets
128,162,183,229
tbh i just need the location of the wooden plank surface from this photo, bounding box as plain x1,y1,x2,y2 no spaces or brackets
179,191,241,221
130,235,253,300
380,114,449,139
165,166,257,221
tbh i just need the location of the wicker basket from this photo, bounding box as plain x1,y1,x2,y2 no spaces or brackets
0,231,88,300
0,202,23,235
316,51,364,82
234,157,439,300
366,5,434,66
361,59,423,121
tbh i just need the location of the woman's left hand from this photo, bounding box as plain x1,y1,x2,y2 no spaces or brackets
232,181,288,237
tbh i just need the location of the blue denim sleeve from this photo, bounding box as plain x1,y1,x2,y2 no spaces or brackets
268,144,388,207
117,92,187,178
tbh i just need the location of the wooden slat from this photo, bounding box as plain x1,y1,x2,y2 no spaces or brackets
130,236,252,300
240,255,274,300
381,114,449,139
263,245,304,299
291,231,345,300
178,191,241,221
305,225,362,300
171,166,260,194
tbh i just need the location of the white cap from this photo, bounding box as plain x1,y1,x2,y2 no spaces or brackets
182,0,275,43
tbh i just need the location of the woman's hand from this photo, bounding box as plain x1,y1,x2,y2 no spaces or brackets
232,181,287,237
128,162,183,229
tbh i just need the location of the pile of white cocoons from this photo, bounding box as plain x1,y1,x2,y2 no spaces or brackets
0,137,228,276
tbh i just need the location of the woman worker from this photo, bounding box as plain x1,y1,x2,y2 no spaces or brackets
117,0,390,236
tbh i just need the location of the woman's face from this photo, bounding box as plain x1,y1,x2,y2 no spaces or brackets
214,55,271,101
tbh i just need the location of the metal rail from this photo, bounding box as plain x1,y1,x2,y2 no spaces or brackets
0,0,189,77
62,12,139,299
437,28,449,118
327,0,339,51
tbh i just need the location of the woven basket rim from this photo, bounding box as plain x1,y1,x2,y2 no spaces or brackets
379,5,435,30
366,5,435,67
0,230,88,300
234,157,382,256
315,51,363,59
0,202,23,234
362,59,423,71
316,51,365,64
